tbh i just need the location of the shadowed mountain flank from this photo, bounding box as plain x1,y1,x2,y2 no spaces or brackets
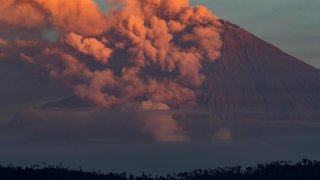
200,21,320,112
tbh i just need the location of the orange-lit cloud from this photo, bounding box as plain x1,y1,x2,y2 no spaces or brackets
0,0,47,30
0,0,107,35
0,0,223,109
64,33,113,65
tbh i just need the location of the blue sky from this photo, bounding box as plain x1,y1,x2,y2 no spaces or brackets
95,0,320,68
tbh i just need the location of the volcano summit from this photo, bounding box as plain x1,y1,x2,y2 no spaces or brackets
200,21,320,113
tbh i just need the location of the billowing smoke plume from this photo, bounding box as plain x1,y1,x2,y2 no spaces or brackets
0,0,223,108
0,0,223,142
0,0,107,35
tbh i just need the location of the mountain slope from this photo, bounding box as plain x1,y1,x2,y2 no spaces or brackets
201,21,320,112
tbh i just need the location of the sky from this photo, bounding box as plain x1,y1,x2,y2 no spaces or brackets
193,0,320,68
0,0,320,175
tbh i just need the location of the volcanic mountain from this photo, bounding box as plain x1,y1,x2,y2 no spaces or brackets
200,20,320,113
41,20,320,113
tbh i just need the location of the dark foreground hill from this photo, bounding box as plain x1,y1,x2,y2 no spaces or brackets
1,159,320,180
200,21,320,113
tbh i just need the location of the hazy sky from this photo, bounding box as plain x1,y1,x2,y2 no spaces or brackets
195,0,320,68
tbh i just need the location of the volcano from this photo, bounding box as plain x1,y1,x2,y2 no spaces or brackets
200,21,320,113
40,19,320,113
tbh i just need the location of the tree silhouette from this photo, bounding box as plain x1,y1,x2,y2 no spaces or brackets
1,159,320,180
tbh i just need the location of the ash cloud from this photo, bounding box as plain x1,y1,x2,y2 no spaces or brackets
0,104,189,144
0,0,223,108
212,128,232,143
0,0,223,142
0,0,107,36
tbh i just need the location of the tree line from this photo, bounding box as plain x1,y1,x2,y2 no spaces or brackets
1,159,320,180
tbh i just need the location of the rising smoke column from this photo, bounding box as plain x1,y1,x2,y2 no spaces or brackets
0,0,223,142
0,0,223,108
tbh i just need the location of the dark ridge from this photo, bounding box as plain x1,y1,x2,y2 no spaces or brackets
40,96,91,109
